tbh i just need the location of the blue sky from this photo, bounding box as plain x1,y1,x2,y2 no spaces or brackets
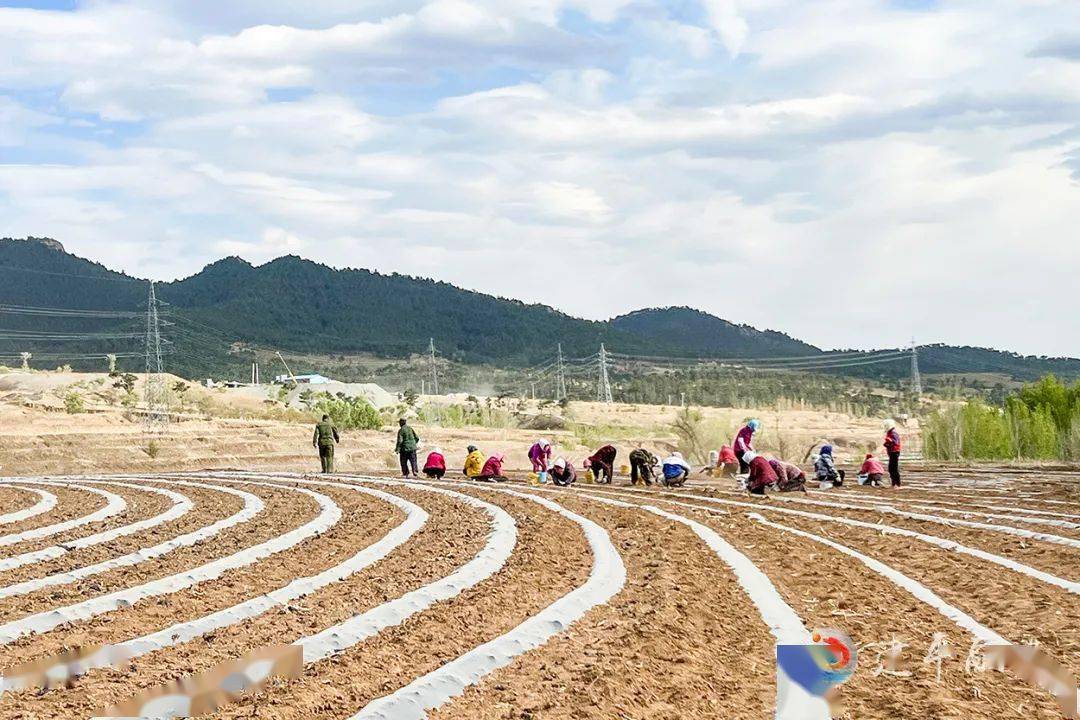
0,0,1078,355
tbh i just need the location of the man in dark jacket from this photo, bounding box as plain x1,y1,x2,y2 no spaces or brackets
395,418,420,478
312,414,340,473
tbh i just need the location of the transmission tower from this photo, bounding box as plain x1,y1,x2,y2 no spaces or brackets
143,282,168,431
428,338,439,395
596,343,613,404
19,352,30,371
555,343,568,401
910,339,923,399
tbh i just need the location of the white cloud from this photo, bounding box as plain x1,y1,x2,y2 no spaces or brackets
0,0,1077,356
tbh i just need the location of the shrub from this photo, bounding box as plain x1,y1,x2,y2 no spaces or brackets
63,391,85,414
316,394,382,430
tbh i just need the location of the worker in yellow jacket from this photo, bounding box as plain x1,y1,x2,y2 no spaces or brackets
463,445,484,479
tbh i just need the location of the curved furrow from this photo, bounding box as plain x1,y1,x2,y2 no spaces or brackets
746,513,1007,644
0,480,252,575
805,490,1080,527
0,482,335,645
293,477,517,663
508,484,829,720
0,480,264,600
0,486,57,526
696,486,1080,548
346,480,627,720
585,485,1079,594
0,478,424,693
0,484,126,550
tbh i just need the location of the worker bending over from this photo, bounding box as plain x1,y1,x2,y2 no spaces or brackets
424,447,446,479
768,458,808,493
814,445,845,487
550,457,577,486
743,450,778,495
588,445,618,484
859,453,885,486
477,453,508,482
463,445,484,479
661,451,691,487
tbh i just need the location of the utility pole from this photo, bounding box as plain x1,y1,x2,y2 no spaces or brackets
596,343,613,404
143,282,167,432
910,338,922,399
555,343,567,401
107,353,117,374
428,338,439,395
19,352,30,371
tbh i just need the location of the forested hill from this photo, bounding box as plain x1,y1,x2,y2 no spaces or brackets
1,237,1078,383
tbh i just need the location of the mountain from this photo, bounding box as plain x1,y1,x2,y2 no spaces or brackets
1,237,1078,385
611,307,818,358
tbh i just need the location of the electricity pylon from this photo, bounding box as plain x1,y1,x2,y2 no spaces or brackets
143,282,168,432
596,343,613,404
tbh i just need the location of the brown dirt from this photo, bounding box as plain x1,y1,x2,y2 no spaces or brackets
0,482,242,590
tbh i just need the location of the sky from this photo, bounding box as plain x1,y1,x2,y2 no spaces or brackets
0,0,1078,356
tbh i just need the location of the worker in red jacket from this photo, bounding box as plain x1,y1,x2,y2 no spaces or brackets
883,419,902,487
587,444,618,484
423,447,446,479
733,419,760,473
743,451,778,496
478,453,508,483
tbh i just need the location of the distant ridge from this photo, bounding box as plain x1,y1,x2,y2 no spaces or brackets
1,237,1078,383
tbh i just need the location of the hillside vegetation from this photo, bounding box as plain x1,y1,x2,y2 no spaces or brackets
2,237,1078,389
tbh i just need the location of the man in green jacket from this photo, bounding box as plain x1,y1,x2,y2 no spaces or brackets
395,418,420,478
313,414,340,473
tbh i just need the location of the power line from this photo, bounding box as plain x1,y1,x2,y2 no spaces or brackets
597,343,613,404
0,265,146,283
143,282,168,433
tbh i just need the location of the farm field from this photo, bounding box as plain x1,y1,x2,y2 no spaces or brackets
0,466,1075,719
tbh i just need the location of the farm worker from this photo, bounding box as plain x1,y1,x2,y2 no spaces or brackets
395,418,420,478
528,439,552,472
661,451,691,487
883,419,902,487
629,447,658,486
587,445,618,484
550,457,577,486
717,445,739,477
478,453,508,482
768,458,808,493
312,414,340,474
743,451,778,495
463,445,485,478
733,419,760,474
858,453,885,486
814,445,845,487
423,447,446,479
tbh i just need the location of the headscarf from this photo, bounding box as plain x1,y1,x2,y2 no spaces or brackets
820,445,833,456
865,453,873,460
492,453,505,462
467,445,477,453
538,438,550,448
553,457,566,469
433,447,443,455
747,419,761,431
883,419,896,430
743,450,759,463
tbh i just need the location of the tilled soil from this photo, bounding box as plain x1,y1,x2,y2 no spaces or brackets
569,486,1064,719
431,490,778,720
0,468,1076,720
0,482,235,592
0,482,322,666
213,486,592,720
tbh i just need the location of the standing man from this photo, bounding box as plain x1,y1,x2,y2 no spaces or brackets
883,419,902,487
395,418,420,478
312,414,340,474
